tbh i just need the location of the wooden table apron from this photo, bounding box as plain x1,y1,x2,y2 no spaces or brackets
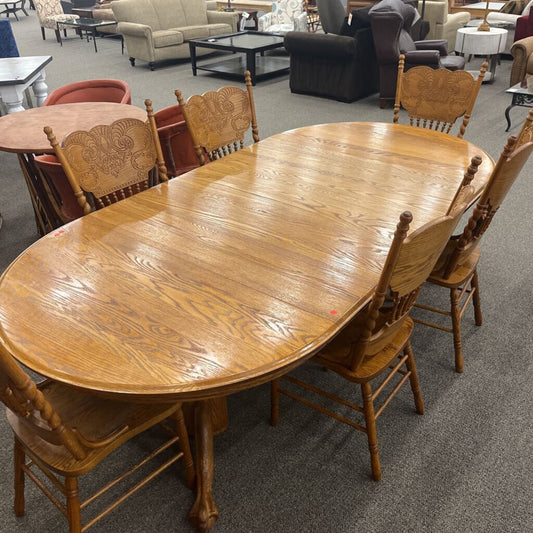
0,122,494,531
0,102,148,236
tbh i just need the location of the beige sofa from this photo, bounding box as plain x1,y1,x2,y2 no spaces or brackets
111,0,239,69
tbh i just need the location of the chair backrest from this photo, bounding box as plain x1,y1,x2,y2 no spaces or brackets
393,55,487,138
316,0,346,34
272,0,304,25
175,71,259,166
34,0,64,23
153,104,199,177
43,79,132,106
348,209,461,372
438,133,533,279
34,154,85,223
446,155,483,217
44,100,168,215
0,340,87,460
515,106,533,150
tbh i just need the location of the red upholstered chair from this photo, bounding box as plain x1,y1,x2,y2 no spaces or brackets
153,105,199,178
42,79,131,106
515,13,533,41
34,154,84,224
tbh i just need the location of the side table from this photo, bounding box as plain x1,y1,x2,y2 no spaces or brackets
505,81,533,131
455,27,508,81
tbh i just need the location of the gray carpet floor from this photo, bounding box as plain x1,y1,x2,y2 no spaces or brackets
0,11,532,533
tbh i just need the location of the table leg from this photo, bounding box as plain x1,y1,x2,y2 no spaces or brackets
504,97,516,132
0,87,25,113
31,70,48,107
93,28,98,52
246,51,257,85
189,400,218,533
489,54,498,80
190,42,197,75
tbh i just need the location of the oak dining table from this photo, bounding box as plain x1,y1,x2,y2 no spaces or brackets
0,122,495,532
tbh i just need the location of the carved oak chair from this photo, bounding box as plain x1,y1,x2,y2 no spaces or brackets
393,55,488,138
413,113,533,373
175,71,259,166
44,99,168,216
0,339,195,532
271,207,463,481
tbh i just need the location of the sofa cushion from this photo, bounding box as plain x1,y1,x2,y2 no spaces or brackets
174,25,210,40
152,30,184,48
208,23,233,36
184,0,209,25
112,0,161,29
156,0,187,28
340,6,372,36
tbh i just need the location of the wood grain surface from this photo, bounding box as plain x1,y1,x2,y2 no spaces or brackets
0,122,495,401
0,102,147,154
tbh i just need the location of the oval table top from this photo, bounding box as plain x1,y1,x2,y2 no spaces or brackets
0,102,147,153
0,122,495,401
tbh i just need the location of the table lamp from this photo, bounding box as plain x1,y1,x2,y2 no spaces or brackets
478,0,491,31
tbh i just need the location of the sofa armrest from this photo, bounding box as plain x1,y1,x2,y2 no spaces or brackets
92,8,115,22
405,50,441,66
294,11,307,32
284,31,358,58
207,9,239,32
447,11,471,27
487,12,520,23
511,37,533,85
415,39,448,55
117,21,152,38
258,12,273,31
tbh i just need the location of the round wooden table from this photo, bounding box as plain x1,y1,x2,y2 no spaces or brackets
0,102,148,235
0,122,495,532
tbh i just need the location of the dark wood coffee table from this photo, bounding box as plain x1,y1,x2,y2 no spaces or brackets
189,31,289,85
57,17,120,53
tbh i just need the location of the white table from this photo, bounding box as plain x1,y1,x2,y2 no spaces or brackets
455,26,508,81
0,55,52,114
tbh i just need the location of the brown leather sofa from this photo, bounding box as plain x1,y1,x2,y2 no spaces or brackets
370,0,465,107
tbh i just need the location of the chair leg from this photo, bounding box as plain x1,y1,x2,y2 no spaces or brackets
40,26,45,40
174,407,196,490
270,379,279,426
361,382,381,481
54,28,60,43
471,268,482,327
450,287,464,373
13,438,25,517
65,477,81,533
404,341,424,415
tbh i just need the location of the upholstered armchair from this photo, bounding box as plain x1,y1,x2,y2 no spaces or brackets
34,0,79,41
418,0,470,50
510,36,533,85
258,0,308,33
370,0,464,107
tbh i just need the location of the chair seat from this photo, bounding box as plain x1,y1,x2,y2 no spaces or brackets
6,380,179,477
440,54,465,71
314,315,414,382
428,246,481,288
266,23,295,33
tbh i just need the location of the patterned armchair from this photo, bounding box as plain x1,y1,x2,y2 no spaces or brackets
258,0,308,33
34,0,78,41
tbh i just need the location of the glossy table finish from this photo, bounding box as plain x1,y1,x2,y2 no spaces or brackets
0,122,495,531
0,102,147,235
0,55,52,113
